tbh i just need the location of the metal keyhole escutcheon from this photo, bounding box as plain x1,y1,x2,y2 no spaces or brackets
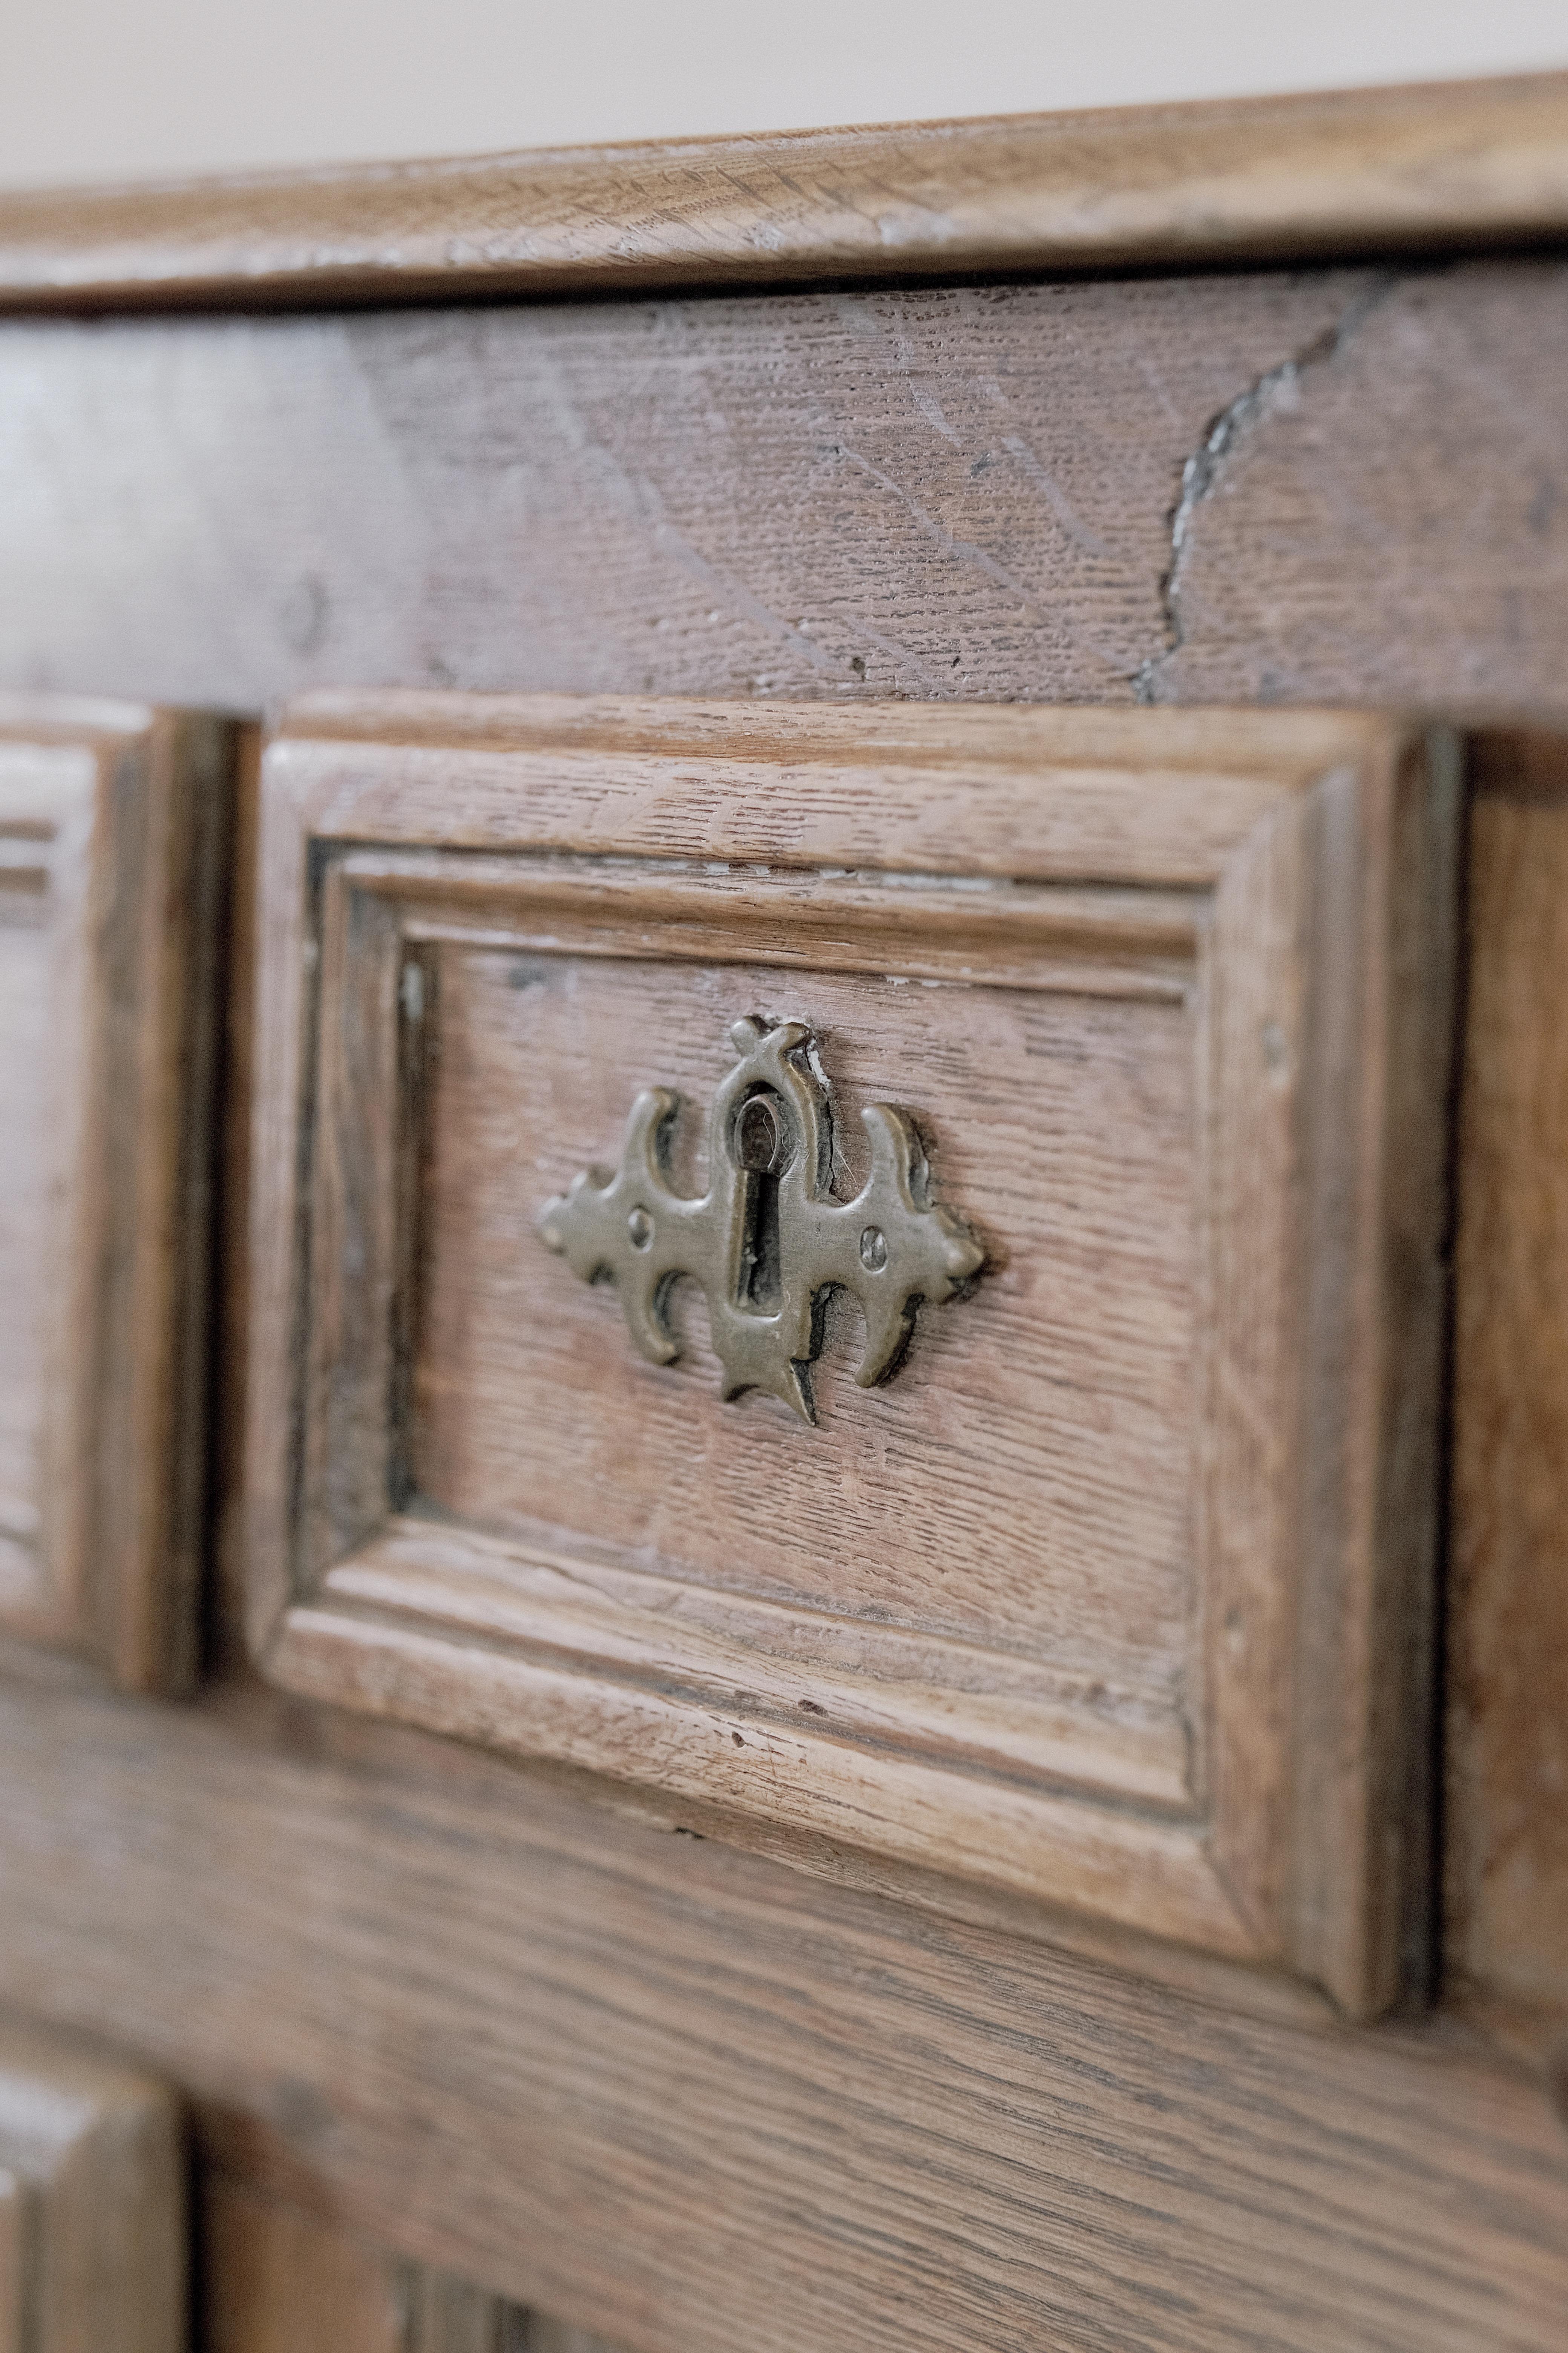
540,1017,983,1423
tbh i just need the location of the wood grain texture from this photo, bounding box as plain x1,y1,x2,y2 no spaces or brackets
1143,270,1568,709
0,1662,1562,2353
202,2172,525,2353
0,73,1566,310
0,699,233,1692
244,693,1455,2014
0,204,1559,2345
1450,735,1568,2030
0,2018,183,2353
3,266,1568,722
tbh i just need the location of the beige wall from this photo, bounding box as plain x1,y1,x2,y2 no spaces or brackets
2,0,1565,189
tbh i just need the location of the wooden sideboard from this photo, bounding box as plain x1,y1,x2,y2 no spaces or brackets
0,70,1564,2353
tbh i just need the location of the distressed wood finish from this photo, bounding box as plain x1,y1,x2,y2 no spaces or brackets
1450,733,1568,2038
243,693,1456,2014
0,75,1565,2347
0,72,1566,310
0,2019,184,2353
0,698,232,1692
0,1663,1563,2353
4,265,1568,722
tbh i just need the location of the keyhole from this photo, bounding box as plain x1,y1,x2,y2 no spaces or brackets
733,1088,792,1313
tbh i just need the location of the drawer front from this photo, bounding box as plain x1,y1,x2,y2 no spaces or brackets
244,692,1457,2012
0,698,231,1692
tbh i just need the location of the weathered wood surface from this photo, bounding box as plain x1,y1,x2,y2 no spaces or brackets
0,235,1563,2341
1450,737,1568,2034
0,72,1565,310
0,1663,1561,2353
1,264,1567,720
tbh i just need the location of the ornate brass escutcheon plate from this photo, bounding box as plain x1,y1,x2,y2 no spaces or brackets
539,1017,984,1422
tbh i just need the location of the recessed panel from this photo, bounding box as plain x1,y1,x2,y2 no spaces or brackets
415,949,1196,1687
247,693,1456,2012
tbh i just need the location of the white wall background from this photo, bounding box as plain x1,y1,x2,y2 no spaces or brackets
1,0,1564,190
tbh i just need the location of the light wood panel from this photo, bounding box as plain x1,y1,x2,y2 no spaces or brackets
1451,733,1568,2035
202,2174,526,2353
0,2019,183,2353
0,72,1565,310
244,693,1456,2014
0,1660,1562,2353
4,266,1568,722
0,699,233,1692
203,2178,405,2353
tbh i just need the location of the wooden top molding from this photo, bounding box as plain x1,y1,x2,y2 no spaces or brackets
0,71,1565,313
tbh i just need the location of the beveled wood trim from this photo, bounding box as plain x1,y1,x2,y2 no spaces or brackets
1,71,1566,313
245,695,1456,2011
270,687,1392,884
262,821,1250,1963
317,1515,1195,1808
270,1600,1258,1960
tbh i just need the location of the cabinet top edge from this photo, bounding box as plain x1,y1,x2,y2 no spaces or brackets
0,70,1566,315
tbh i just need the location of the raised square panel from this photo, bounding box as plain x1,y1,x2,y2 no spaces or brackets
0,697,231,1692
244,693,1458,2014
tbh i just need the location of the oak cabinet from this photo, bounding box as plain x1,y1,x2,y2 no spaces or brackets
1,69,1567,2353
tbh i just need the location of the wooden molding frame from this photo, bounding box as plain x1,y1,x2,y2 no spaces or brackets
244,694,1457,2014
0,698,233,1693
0,71,1565,313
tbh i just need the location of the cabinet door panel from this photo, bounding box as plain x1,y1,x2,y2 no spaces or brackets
243,692,1458,2014
0,699,233,1692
